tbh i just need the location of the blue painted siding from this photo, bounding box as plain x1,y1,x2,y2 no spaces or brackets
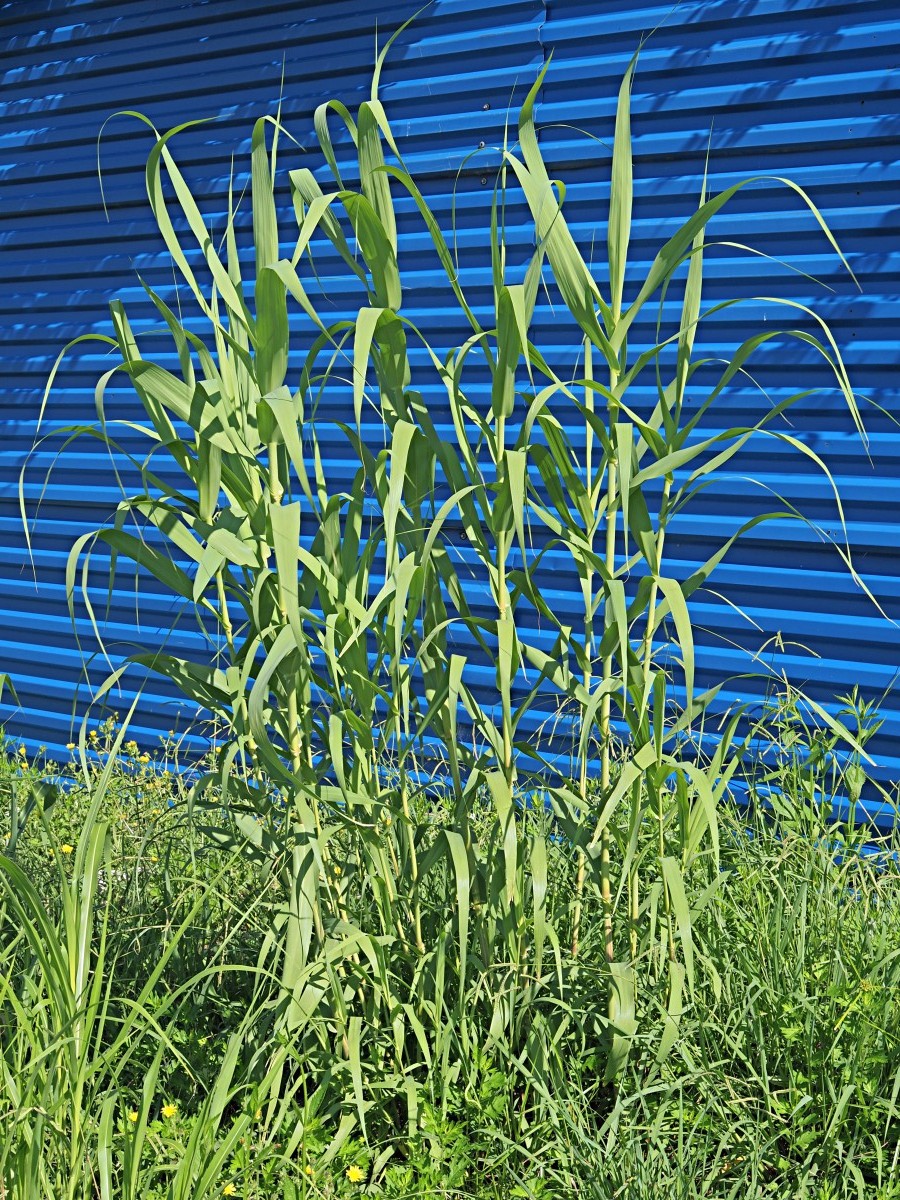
534,0,900,787
1,0,898,789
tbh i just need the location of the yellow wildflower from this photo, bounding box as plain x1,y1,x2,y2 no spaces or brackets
17,745,26,756
304,1164,313,1176
127,1110,138,1123
66,743,75,750
125,740,138,756
60,844,74,855
222,1186,238,1197
162,1102,177,1119
346,1164,365,1184
139,754,150,764
89,729,98,740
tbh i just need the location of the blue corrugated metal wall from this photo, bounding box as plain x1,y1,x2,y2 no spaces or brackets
535,0,900,788
2,0,898,785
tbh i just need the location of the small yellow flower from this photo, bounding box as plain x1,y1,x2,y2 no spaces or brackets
346,1164,365,1184
89,729,98,741
150,855,159,864
304,1164,314,1176
127,1110,138,1123
139,754,150,764
222,1186,238,1198
17,745,26,756
125,740,138,756
161,1102,177,1119
66,743,75,751
60,844,74,855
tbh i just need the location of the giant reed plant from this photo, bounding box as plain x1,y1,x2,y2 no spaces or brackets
28,30,869,1116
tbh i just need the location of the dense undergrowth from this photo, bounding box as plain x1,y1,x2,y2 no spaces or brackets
2,729,900,1199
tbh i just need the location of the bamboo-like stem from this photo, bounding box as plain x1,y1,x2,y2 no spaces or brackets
599,339,623,976
628,778,640,961
267,439,283,504
633,474,675,962
639,476,672,690
286,692,302,778
386,478,425,955
268,441,303,781
598,458,617,973
496,414,516,794
267,436,327,952
216,571,261,783
571,338,594,958
397,705,424,954
640,474,677,967
499,594,515,792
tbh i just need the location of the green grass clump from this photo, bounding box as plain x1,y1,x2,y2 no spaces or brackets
2,734,899,1199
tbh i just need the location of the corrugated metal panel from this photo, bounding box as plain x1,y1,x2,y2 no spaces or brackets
534,0,900,786
2,0,898,797
0,0,545,752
